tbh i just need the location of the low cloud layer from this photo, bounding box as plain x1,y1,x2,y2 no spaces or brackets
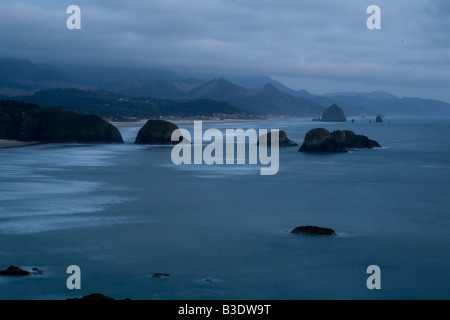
1,0,449,100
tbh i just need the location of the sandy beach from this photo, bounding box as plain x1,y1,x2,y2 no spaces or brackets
0,140,41,149
110,118,264,128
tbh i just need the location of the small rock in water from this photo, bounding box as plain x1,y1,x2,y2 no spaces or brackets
152,273,170,278
291,226,336,236
0,266,30,276
67,293,130,301
32,267,44,275
257,131,298,147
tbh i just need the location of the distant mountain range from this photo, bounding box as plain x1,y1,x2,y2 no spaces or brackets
14,89,252,121
0,58,89,96
99,77,326,116
1,58,450,118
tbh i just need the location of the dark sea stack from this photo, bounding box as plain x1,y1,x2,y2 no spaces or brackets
299,128,381,153
135,120,180,145
258,130,298,147
320,104,347,122
299,128,347,153
291,226,336,236
376,115,384,123
0,266,30,276
331,130,381,149
0,100,124,144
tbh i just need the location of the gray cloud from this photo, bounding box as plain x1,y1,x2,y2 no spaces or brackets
0,0,449,101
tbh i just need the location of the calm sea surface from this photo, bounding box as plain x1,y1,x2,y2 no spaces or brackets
0,118,449,300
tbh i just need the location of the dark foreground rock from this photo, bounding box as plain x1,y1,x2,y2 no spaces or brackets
299,128,381,153
0,100,123,143
0,266,44,276
135,120,181,145
313,104,346,122
258,130,298,147
299,128,347,153
67,293,130,301
291,226,336,236
0,266,30,276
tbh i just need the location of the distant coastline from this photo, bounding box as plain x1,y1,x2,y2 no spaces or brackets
110,118,263,127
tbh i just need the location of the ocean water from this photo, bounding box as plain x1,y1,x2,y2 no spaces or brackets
0,118,449,300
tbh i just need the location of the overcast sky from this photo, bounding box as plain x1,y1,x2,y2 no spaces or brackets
1,0,449,101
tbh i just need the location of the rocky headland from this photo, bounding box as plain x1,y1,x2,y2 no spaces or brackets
0,100,123,144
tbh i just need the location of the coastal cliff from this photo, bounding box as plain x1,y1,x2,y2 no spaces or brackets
0,100,123,144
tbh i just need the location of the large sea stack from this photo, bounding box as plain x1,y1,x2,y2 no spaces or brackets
299,128,381,153
313,104,347,122
135,120,181,145
0,100,123,143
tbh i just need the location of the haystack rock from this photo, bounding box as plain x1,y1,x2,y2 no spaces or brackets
313,104,347,122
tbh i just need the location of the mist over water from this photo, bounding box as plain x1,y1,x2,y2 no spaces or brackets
0,118,449,299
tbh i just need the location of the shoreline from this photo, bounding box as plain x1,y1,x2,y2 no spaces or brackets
111,118,267,128
0,140,42,149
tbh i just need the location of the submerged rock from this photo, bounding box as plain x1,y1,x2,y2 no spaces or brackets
32,267,44,275
0,266,45,276
67,293,130,301
291,226,336,236
258,130,298,147
152,273,170,278
0,266,30,276
135,120,180,145
299,128,381,153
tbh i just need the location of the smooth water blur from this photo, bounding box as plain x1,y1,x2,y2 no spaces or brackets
0,118,449,300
